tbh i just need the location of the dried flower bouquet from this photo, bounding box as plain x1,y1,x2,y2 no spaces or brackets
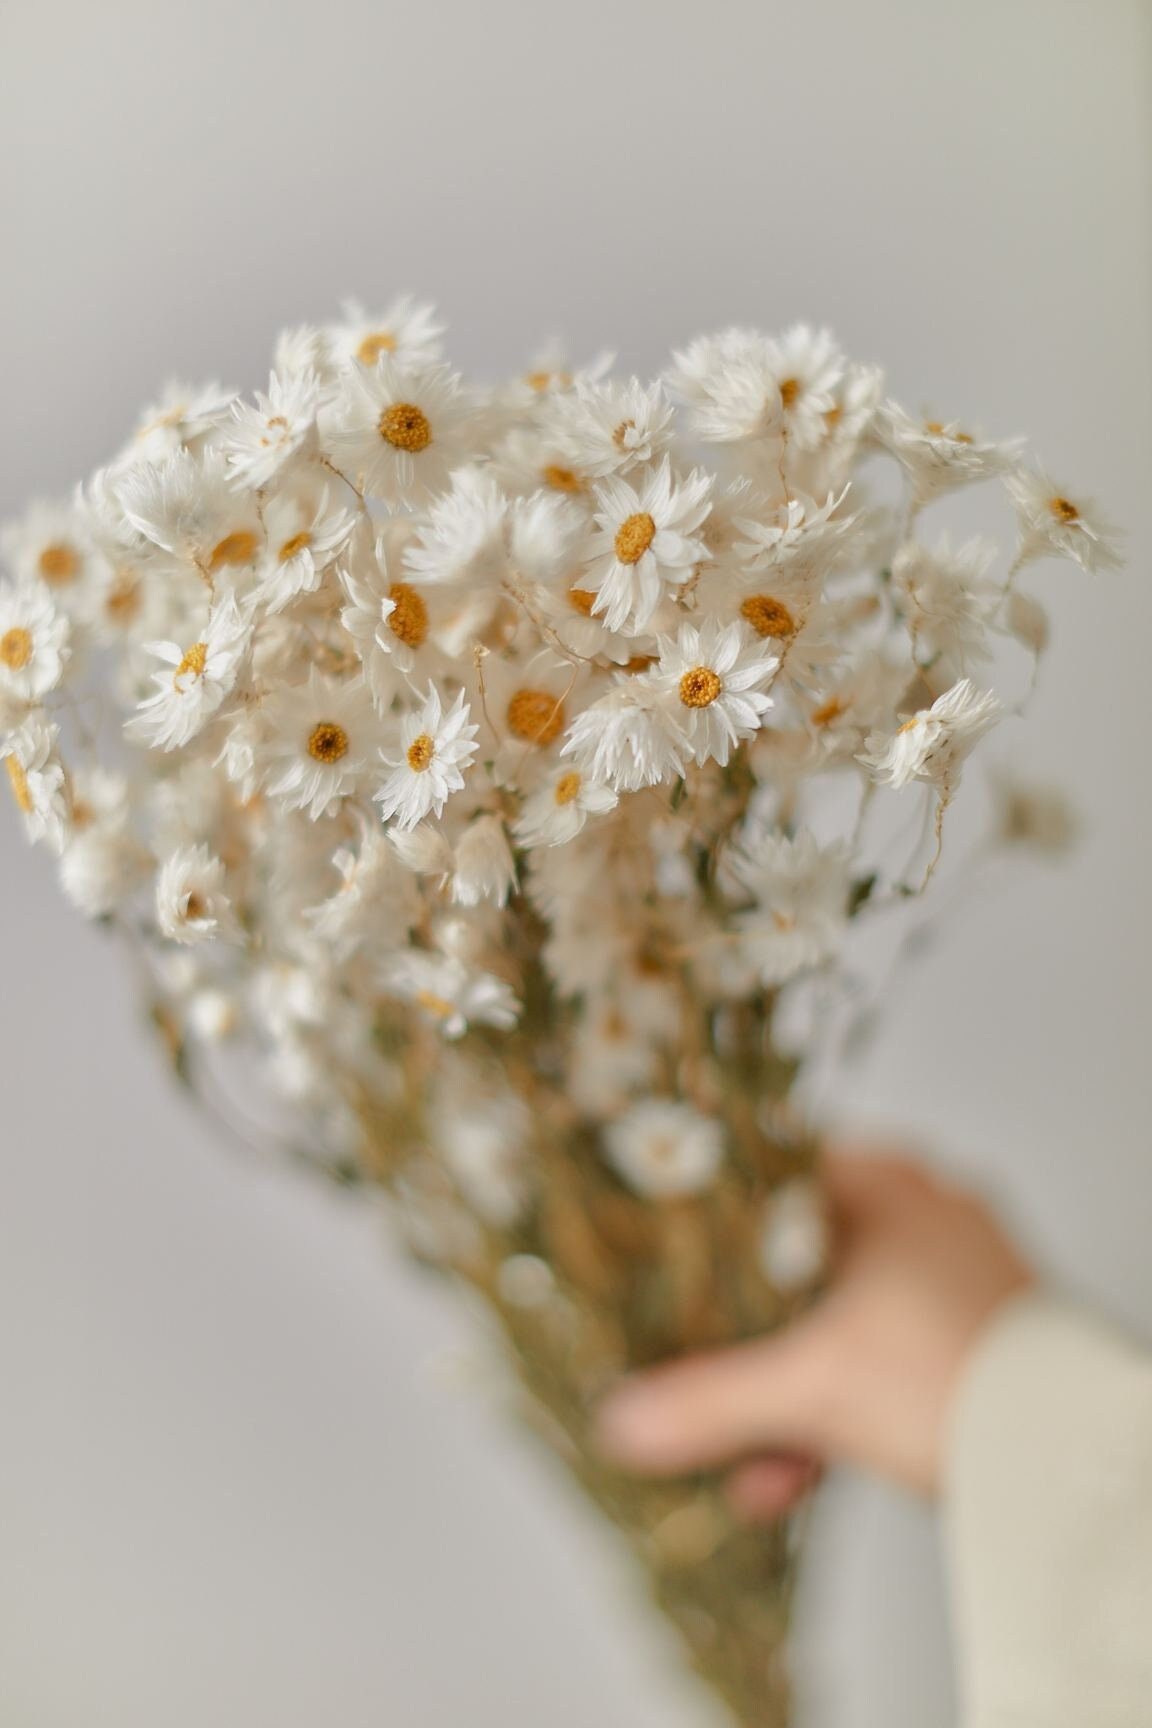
1,298,1115,1725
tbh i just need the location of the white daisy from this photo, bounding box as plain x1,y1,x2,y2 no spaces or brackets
325,357,470,507
304,826,420,960
551,376,676,477
254,485,356,614
402,466,510,588
874,403,1021,503
1004,466,1122,574
734,487,852,580
58,768,143,919
375,685,479,828
0,582,70,703
860,677,1001,791
2,711,70,852
326,296,445,370
727,828,851,984
223,369,322,489
127,596,251,751
642,618,778,767
581,459,712,634
450,814,517,908
115,449,263,582
261,669,377,819
378,950,520,1039
124,380,234,466
514,766,618,848
156,843,242,945
667,324,844,451
893,534,1002,676
1,497,97,607
560,680,689,792
603,1099,725,1199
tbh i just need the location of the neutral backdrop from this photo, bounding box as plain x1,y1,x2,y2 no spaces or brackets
1,4,1149,1725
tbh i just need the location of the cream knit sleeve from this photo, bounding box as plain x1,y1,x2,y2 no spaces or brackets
944,1291,1152,1728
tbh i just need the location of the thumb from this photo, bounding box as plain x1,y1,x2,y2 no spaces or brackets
594,1314,834,1476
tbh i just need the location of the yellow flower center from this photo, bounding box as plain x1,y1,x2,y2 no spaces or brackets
38,542,80,584
209,530,259,572
542,464,583,493
387,583,429,647
614,511,656,565
525,369,572,393
568,587,597,616
679,666,723,708
824,403,844,430
4,754,32,813
406,732,436,772
1049,496,1080,524
174,642,208,687
308,721,349,764
0,627,33,671
897,716,921,734
622,654,657,674
105,573,140,624
740,594,795,639
779,377,801,410
612,418,635,449
507,688,565,745
378,402,432,453
357,330,397,365
416,989,455,1019
811,695,847,727
278,531,312,563
925,420,974,446
553,770,582,806
184,892,207,922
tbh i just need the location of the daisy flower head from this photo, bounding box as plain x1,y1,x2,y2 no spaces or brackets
1,497,98,611
128,595,252,751
378,950,520,1040
115,448,263,584
325,356,470,507
551,376,676,478
860,677,1001,792
326,296,445,370
2,710,69,852
581,459,712,635
667,324,844,452
603,1099,725,1200
261,669,377,820
514,765,618,849
450,814,517,908
727,828,851,985
255,485,356,615
375,684,479,829
643,617,777,767
223,368,322,490
560,680,689,793
875,402,1021,504
156,843,242,946
402,466,510,588
734,487,853,583
0,582,70,703
1004,466,1122,575
893,534,1002,677
123,380,234,467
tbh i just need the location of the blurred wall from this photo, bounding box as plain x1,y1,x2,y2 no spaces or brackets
0,3,1149,1725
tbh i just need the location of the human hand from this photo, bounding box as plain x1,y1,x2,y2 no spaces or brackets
596,1149,1035,1510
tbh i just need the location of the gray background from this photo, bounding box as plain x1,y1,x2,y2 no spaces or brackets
1,2,1149,1724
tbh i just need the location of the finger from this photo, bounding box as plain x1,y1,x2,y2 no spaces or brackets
726,1453,823,1522
595,1320,830,1475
